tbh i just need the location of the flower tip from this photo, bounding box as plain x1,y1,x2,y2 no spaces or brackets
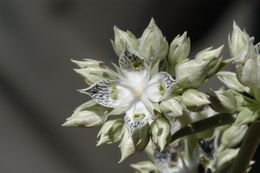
77,88,86,94
216,45,224,55
218,45,224,50
62,121,70,127
113,25,119,31
148,17,157,27
71,59,83,67
232,21,243,32
71,58,77,63
159,145,165,152
73,68,81,73
233,20,237,27
118,158,123,164
182,31,188,37
96,141,103,146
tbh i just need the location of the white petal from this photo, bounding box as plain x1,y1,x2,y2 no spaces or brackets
119,49,146,72
146,72,175,102
80,80,134,108
124,101,153,132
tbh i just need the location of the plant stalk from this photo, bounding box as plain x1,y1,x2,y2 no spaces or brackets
170,113,235,143
230,121,260,173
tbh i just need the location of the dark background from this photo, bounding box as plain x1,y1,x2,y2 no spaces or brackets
0,0,259,172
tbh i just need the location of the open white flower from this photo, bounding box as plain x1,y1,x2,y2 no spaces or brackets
80,49,175,132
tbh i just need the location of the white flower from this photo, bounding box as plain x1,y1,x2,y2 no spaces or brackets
80,50,175,131
77,49,175,161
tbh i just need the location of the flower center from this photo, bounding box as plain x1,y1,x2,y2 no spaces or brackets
132,85,146,98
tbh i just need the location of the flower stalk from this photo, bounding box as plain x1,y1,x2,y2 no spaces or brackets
170,113,235,143
230,121,260,173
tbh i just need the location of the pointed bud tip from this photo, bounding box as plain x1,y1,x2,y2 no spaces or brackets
96,141,103,146
62,121,70,127
73,68,81,73
148,17,157,28
118,157,125,164
232,21,243,32
113,25,119,31
182,31,188,37
71,58,78,63
77,88,86,94
159,145,165,152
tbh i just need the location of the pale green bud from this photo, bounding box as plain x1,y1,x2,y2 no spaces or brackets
216,148,239,170
196,46,224,77
228,22,255,62
160,97,184,119
181,89,210,111
139,18,168,62
168,32,190,66
175,60,206,88
97,119,124,146
238,55,260,102
62,101,111,127
195,46,223,61
72,59,103,68
119,124,150,163
209,90,238,113
217,71,249,93
131,161,159,173
175,46,223,88
150,116,171,151
235,109,259,125
72,59,116,85
221,125,248,148
111,26,139,57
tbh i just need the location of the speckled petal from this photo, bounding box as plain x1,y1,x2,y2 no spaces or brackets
146,72,175,102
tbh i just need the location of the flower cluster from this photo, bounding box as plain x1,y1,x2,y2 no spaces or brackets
63,19,260,173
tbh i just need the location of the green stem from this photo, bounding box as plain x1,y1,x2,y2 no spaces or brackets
170,113,235,143
230,121,260,173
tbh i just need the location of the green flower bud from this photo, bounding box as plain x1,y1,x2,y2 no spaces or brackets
131,161,159,173
228,22,255,62
217,71,249,93
63,101,111,127
209,90,238,113
230,23,260,102
168,32,190,67
175,46,223,88
196,46,224,77
236,109,259,125
72,59,116,85
119,124,150,163
97,119,124,146
111,26,139,57
237,55,260,102
181,89,210,111
160,97,184,119
221,125,248,148
195,46,223,61
150,116,171,151
139,18,168,63
72,59,103,68
216,148,239,171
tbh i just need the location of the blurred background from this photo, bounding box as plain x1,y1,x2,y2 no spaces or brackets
0,0,259,172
